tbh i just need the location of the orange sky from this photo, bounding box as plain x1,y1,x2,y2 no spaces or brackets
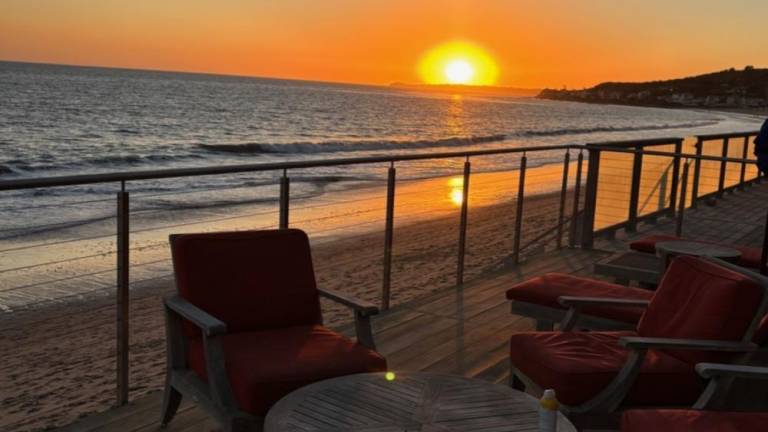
2,0,766,88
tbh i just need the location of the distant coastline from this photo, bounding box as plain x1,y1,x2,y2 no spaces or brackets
537,67,768,115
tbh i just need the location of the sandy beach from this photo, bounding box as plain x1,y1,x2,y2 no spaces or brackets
0,162,577,431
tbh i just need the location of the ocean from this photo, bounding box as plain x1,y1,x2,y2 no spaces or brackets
0,60,764,311
0,60,763,230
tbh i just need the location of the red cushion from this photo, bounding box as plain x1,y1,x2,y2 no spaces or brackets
509,331,703,406
638,256,764,364
505,273,652,324
622,409,768,432
754,314,768,346
629,235,763,269
188,325,388,416
170,229,322,336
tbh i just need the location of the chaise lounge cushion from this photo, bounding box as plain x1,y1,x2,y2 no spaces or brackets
505,273,651,324
508,331,703,406
621,409,768,432
188,324,387,416
629,234,763,269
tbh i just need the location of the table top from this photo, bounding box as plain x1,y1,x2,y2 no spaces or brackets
264,372,577,432
655,240,742,261
594,251,661,284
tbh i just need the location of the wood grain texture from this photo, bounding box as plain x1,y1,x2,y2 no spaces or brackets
264,372,576,432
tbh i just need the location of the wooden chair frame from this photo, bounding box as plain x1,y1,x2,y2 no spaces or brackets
160,289,380,432
510,257,768,425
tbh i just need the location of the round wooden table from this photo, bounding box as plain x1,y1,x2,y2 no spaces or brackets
656,240,742,271
264,372,577,431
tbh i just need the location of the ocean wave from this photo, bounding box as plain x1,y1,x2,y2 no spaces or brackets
0,164,16,176
198,134,511,155
518,121,720,137
4,153,204,174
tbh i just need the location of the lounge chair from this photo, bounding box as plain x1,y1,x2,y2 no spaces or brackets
630,234,765,271
161,229,388,432
621,363,768,431
508,256,768,429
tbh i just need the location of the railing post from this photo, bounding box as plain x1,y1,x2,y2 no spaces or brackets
456,158,471,286
740,135,749,189
626,147,644,232
690,138,703,209
381,163,396,310
581,147,601,249
676,160,690,237
568,150,584,248
279,169,290,229
556,151,570,249
667,140,682,217
512,154,527,264
717,137,729,198
116,182,130,406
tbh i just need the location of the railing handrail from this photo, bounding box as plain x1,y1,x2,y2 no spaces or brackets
0,135,694,191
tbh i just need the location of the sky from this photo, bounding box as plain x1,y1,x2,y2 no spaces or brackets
2,0,767,88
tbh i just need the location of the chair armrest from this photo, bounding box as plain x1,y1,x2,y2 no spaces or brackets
619,337,758,352
696,363,768,380
164,296,227,337
558,296,650,308
318,288,379,317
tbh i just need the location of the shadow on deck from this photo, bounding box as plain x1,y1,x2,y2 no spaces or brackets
57,183,768,432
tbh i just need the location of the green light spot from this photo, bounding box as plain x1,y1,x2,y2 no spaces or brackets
385,372,396,381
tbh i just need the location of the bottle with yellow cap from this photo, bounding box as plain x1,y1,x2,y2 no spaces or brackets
538,388,559,432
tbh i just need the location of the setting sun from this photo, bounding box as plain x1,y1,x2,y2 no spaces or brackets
418,40,499,86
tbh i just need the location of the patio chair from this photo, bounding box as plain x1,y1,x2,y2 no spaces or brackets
621,363,768,431
161,229,388,432
508,256,768,429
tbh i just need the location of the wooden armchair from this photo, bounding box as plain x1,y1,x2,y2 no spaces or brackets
161,229,387,432
621,363,768,431
508,256,768,429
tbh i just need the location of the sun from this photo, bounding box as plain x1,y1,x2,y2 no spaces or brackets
444,60,475,84
418,40,499,86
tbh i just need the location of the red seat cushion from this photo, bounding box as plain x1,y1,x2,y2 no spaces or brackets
188,325,388,416
509,331,703,406
629,235,763,269
622,409,768,432
170,229,323,337
637,256,764,365
506,273,652,324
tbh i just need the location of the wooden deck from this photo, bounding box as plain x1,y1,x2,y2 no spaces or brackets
56,183,768,432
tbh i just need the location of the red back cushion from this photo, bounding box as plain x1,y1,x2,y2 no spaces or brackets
170,229,322,336
638,256,764,364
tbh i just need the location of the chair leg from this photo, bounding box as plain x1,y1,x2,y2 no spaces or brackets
160,379,183,428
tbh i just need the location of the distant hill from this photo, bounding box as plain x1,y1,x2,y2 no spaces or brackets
390,82,540,98
539,67,768,110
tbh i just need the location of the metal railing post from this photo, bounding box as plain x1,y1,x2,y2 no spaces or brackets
456,158,471,286
691,138,703,209
568,151,584,248
675,160,690,237
739,136,749,189
116,182,130,406
512,154,527,264
381,163,396,310
279,170,290,229
718,137,729,198
668,140,683,216
580,147,601,249
556,151,570,248
627,147,644,232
